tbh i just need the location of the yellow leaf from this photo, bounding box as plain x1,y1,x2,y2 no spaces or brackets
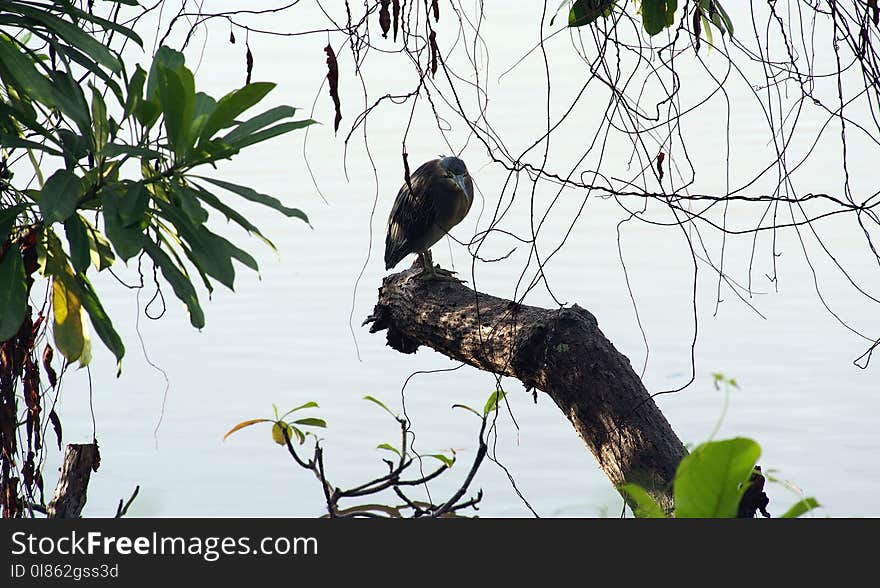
223,418,271,441
77,308,92,368
271,421,294,445
52,274,84,362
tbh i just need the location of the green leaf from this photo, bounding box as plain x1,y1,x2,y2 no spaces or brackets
57,129,88,168
363,395,397,418
146,46,185,101
39,170,82,225
142,239,205,329
103,187,146,261
174,184,209,225
0,35,60,110
116,183,150,227
189,92,217,143
619,484,667,518
426,453,455,468
124,65,147,121
53,43,124,105
223,105,297,144
63,2,143,47
155,198,237,288
156,65,194,159
279,401,319,420
714,1,734,36
0,133,63,156
101,143,164,160
674,437,761,518
0,203,30,241
292,417,327,428
75,273,125,371
134,98,160,129
0,246,28,341
6,3,122,73
198,82,276,145
641,0,677,35
91,84,109,152
222,119,317,152
83,218,115,271
483,389,506,415
47,70,92,137
290,426,306,444
64,214,91,273
52,273,84,362
568,0,615,27
188,184,276,251
195,176,310,224
780,497,820,519
377,443,401,457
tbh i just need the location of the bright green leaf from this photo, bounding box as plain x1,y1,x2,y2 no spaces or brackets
483,389,506,416
377,443,401,457
426,453,455,468
279,401,319,421
674,437,761,518
619,483,667,518
780,497,820,519
363,395,397,418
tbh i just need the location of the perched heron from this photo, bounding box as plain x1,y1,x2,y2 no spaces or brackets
384,156,474,279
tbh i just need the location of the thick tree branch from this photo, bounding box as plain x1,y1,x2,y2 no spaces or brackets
47,443,99,518
365,268,686,513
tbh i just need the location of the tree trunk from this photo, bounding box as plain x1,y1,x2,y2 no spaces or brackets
47,443,99,518
365,268,686,513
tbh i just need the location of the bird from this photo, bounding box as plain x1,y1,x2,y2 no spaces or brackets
384,156,474,279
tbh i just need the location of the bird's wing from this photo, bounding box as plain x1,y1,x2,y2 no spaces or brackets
385,160,439,267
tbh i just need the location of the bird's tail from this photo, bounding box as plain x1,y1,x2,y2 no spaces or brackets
384,244,407,270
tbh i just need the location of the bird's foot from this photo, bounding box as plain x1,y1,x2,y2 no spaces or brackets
416,265,465,283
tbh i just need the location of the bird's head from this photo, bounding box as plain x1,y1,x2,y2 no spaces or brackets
439,156,472,199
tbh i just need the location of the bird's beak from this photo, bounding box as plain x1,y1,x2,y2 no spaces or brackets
453,174,469,197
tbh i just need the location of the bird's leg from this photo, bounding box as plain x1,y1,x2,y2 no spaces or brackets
416,251,437,279
416,249,462,282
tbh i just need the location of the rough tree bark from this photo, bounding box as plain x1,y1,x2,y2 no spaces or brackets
47,443,99,518
365,268,686,513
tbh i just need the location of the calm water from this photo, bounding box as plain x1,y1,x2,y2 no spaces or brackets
43,2,879,517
